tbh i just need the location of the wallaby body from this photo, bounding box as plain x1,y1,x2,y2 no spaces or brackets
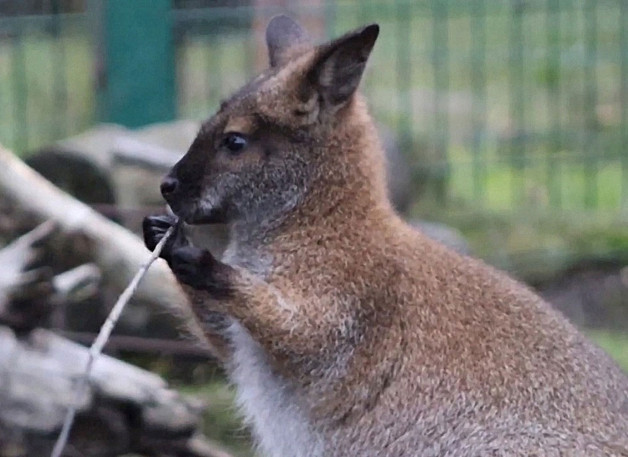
144,16,628,456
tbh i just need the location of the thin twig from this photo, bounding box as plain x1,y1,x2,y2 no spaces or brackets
50,223,176,457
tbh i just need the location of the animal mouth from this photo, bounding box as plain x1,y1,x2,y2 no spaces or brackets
172,203,227,225
165,201,199,225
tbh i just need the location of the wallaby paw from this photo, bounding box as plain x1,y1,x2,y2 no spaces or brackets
169,245,207,286
170,245,234,299
142,214,186,260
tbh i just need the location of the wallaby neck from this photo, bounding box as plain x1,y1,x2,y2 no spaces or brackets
225,185,391,277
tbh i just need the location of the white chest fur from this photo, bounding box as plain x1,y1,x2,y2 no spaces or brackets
227,322,324,457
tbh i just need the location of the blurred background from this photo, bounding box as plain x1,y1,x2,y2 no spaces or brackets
0,1,627,456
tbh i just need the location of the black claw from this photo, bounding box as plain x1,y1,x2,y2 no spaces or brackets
143,214,184,259
152,214,178,228
173,245,203,263
143,214,233,299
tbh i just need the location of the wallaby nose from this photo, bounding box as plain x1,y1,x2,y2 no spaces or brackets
160,176,179,197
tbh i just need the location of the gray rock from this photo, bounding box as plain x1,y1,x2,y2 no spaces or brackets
379,125,413,214
409,219,471,255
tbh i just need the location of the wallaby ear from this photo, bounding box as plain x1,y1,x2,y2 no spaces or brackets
266,15,311,68
305,24,379,108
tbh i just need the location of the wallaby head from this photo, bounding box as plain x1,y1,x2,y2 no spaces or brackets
161,16,384,231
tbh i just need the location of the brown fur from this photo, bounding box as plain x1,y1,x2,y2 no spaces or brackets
145,16,628,457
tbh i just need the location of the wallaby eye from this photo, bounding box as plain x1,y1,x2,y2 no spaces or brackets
221,132,247,153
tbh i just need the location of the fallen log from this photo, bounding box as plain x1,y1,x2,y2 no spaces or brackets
51,262,101,304
0,325,234,457
0,143,208,347
0,222,58,332
0,221,55,310
62,331,214,359
111,135,180,171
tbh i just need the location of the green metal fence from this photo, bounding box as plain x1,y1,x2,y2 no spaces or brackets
0,5,90,154
1,0,627,219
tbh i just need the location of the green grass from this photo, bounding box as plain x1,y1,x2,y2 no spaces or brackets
589,330,628,372
0,29,94,154
178,380,253,456
448,149,624,212
419,207,628,281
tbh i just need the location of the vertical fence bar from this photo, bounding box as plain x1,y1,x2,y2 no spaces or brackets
0,37,5,146
546,0,562,208
90,0,105,122
583,0,598,208
100,0,175,127
202,32,214,113
509,0,525,207
431,0,450,203
242,35,252,81
51,0,68,139
358,0,372,25
175,28,187,117
10,32,28,153
243,8,255,80
620,0,628,210
471,0,487,202
359,0,374,94
208,37,224,109
396,0,413,143
324,0,336,37
178,37,185,117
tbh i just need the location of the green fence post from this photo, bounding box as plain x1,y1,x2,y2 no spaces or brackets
324,0,336,37
396,0,412,146
621,0,628,211
583,0,598,209
10,33,28,153
51,0,68,139
471,0,487,203
98,0,175,128
431,0,450,204
546,0,562,209
509,0,525,207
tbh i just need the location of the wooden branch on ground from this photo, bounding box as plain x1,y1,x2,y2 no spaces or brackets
0,222,57,333
51,263,101,303
0,143,208,347
0,221,55,308
0,325,234,457
61,331,214,359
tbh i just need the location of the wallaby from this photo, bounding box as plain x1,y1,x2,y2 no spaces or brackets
144,16,628,457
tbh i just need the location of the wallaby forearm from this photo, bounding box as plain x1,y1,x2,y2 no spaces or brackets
168,239,338,368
